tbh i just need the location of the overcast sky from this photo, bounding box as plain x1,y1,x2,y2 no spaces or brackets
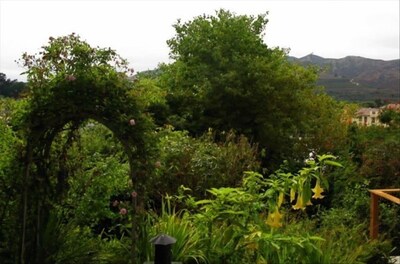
1,0,399,81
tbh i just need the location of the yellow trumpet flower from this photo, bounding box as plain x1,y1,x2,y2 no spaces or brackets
277,192,284,208
266,208,283,228
312,180,325,199
292,193,305,210
290,188,296,203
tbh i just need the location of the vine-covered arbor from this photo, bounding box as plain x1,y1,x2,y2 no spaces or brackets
18,34,153,263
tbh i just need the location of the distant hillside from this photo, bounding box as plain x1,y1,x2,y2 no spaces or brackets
289,54,400,102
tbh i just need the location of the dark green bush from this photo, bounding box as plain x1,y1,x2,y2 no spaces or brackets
149,127,260,200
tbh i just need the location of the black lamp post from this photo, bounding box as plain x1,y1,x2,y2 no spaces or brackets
150,234,177,264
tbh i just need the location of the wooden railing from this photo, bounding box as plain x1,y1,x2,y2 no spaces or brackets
369,189,400,239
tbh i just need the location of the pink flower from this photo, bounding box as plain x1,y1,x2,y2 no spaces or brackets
129,119,136,126
131,191,138,198
112,200,119,207
119,208,127,215
66,75,76,81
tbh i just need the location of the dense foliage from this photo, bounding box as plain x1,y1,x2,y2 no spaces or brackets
0,9,398,264
158,10,349,167
8,33,154,263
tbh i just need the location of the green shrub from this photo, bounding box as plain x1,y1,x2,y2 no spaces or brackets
150,127,260,200
0,98,25,262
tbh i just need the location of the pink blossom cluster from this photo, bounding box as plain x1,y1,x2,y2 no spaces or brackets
66,74,76,81
112,199,127,215
119,208,127,215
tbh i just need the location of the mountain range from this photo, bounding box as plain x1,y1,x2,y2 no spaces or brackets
288,54,400,102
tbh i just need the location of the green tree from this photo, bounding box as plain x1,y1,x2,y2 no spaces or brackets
0,73,26,98
294,94,354,157
130,76,170,126
380,109,400,127
160,9,326,166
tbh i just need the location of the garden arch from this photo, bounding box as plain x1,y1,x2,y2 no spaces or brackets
18,34,152,263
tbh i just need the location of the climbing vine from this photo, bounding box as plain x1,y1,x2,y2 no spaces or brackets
17,33,153,263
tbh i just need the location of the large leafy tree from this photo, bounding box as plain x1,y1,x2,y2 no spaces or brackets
160,9,326,165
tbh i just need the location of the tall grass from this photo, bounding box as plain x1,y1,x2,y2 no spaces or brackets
148,199,207,263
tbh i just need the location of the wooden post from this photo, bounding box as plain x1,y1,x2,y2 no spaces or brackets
370,192,379,239
369,189,400,240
